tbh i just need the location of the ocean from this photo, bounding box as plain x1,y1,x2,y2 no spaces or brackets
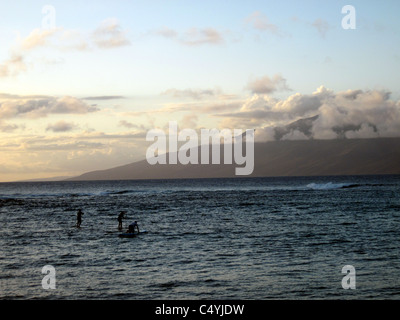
1,175,399,300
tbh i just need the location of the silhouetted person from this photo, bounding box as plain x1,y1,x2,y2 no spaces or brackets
118,211,126,230
127,221,139,234
76,209,84,228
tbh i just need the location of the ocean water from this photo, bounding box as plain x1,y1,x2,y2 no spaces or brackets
1,175,399,300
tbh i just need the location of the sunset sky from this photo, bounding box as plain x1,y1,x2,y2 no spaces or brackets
1,0,399,182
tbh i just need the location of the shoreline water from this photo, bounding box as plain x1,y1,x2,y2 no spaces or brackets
1,175,399,299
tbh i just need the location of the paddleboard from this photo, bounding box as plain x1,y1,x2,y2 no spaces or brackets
118,230,147,238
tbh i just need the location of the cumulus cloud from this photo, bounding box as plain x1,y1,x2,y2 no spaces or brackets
0,54,27,78
0,19,130,78
91,18,131,48
245,11,282,35
273,115,318,140
246,74,291,94
216,86,400,141
0,95,99,119
16,28,60,51
46,120,77,132
0,121,19,132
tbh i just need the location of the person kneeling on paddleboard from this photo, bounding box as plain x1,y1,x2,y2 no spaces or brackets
127,221,139,234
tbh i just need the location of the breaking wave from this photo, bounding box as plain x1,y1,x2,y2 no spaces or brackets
306,182,360,190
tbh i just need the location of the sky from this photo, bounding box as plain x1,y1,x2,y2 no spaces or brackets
0,0,399,182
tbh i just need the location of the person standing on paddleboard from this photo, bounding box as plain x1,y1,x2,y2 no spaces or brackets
118,211,126,230
76,209,84,228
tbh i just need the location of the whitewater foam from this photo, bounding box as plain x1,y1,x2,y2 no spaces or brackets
306,182,357,190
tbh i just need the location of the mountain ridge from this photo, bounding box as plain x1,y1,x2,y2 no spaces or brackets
66,137,400,181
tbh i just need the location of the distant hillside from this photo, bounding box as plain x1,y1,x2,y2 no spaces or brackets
18,176,75,182
67,137,400,181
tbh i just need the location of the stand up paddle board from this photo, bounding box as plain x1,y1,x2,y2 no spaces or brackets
118,230,147,238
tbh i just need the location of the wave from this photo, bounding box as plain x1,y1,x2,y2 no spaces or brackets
0,192,98,199
105,190,146,195
306,182,360,190
0,189,149,200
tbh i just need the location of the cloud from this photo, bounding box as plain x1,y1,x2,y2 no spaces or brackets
312,19,330,38
0,121,19,132
202,101,243,113
181,28,224,45
245,11,281,35
0,129,152,181
46,120,77,132
273,115,318,140
0,19,130,78
83,95,125,100
246,74,291,94
154,27,224,46
91,18,131,48
215,86,400,141
273,92,322,116
0,54,27,78
0,95,99,119
119,120,135,128
119,120,143,129
24,140,106,151
51,96,99,114
16,28,60,51
161,88,222,100
180,114,198,128
58,29,90,51
155,27,178,39
0,93,52,100
0,28,65,78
